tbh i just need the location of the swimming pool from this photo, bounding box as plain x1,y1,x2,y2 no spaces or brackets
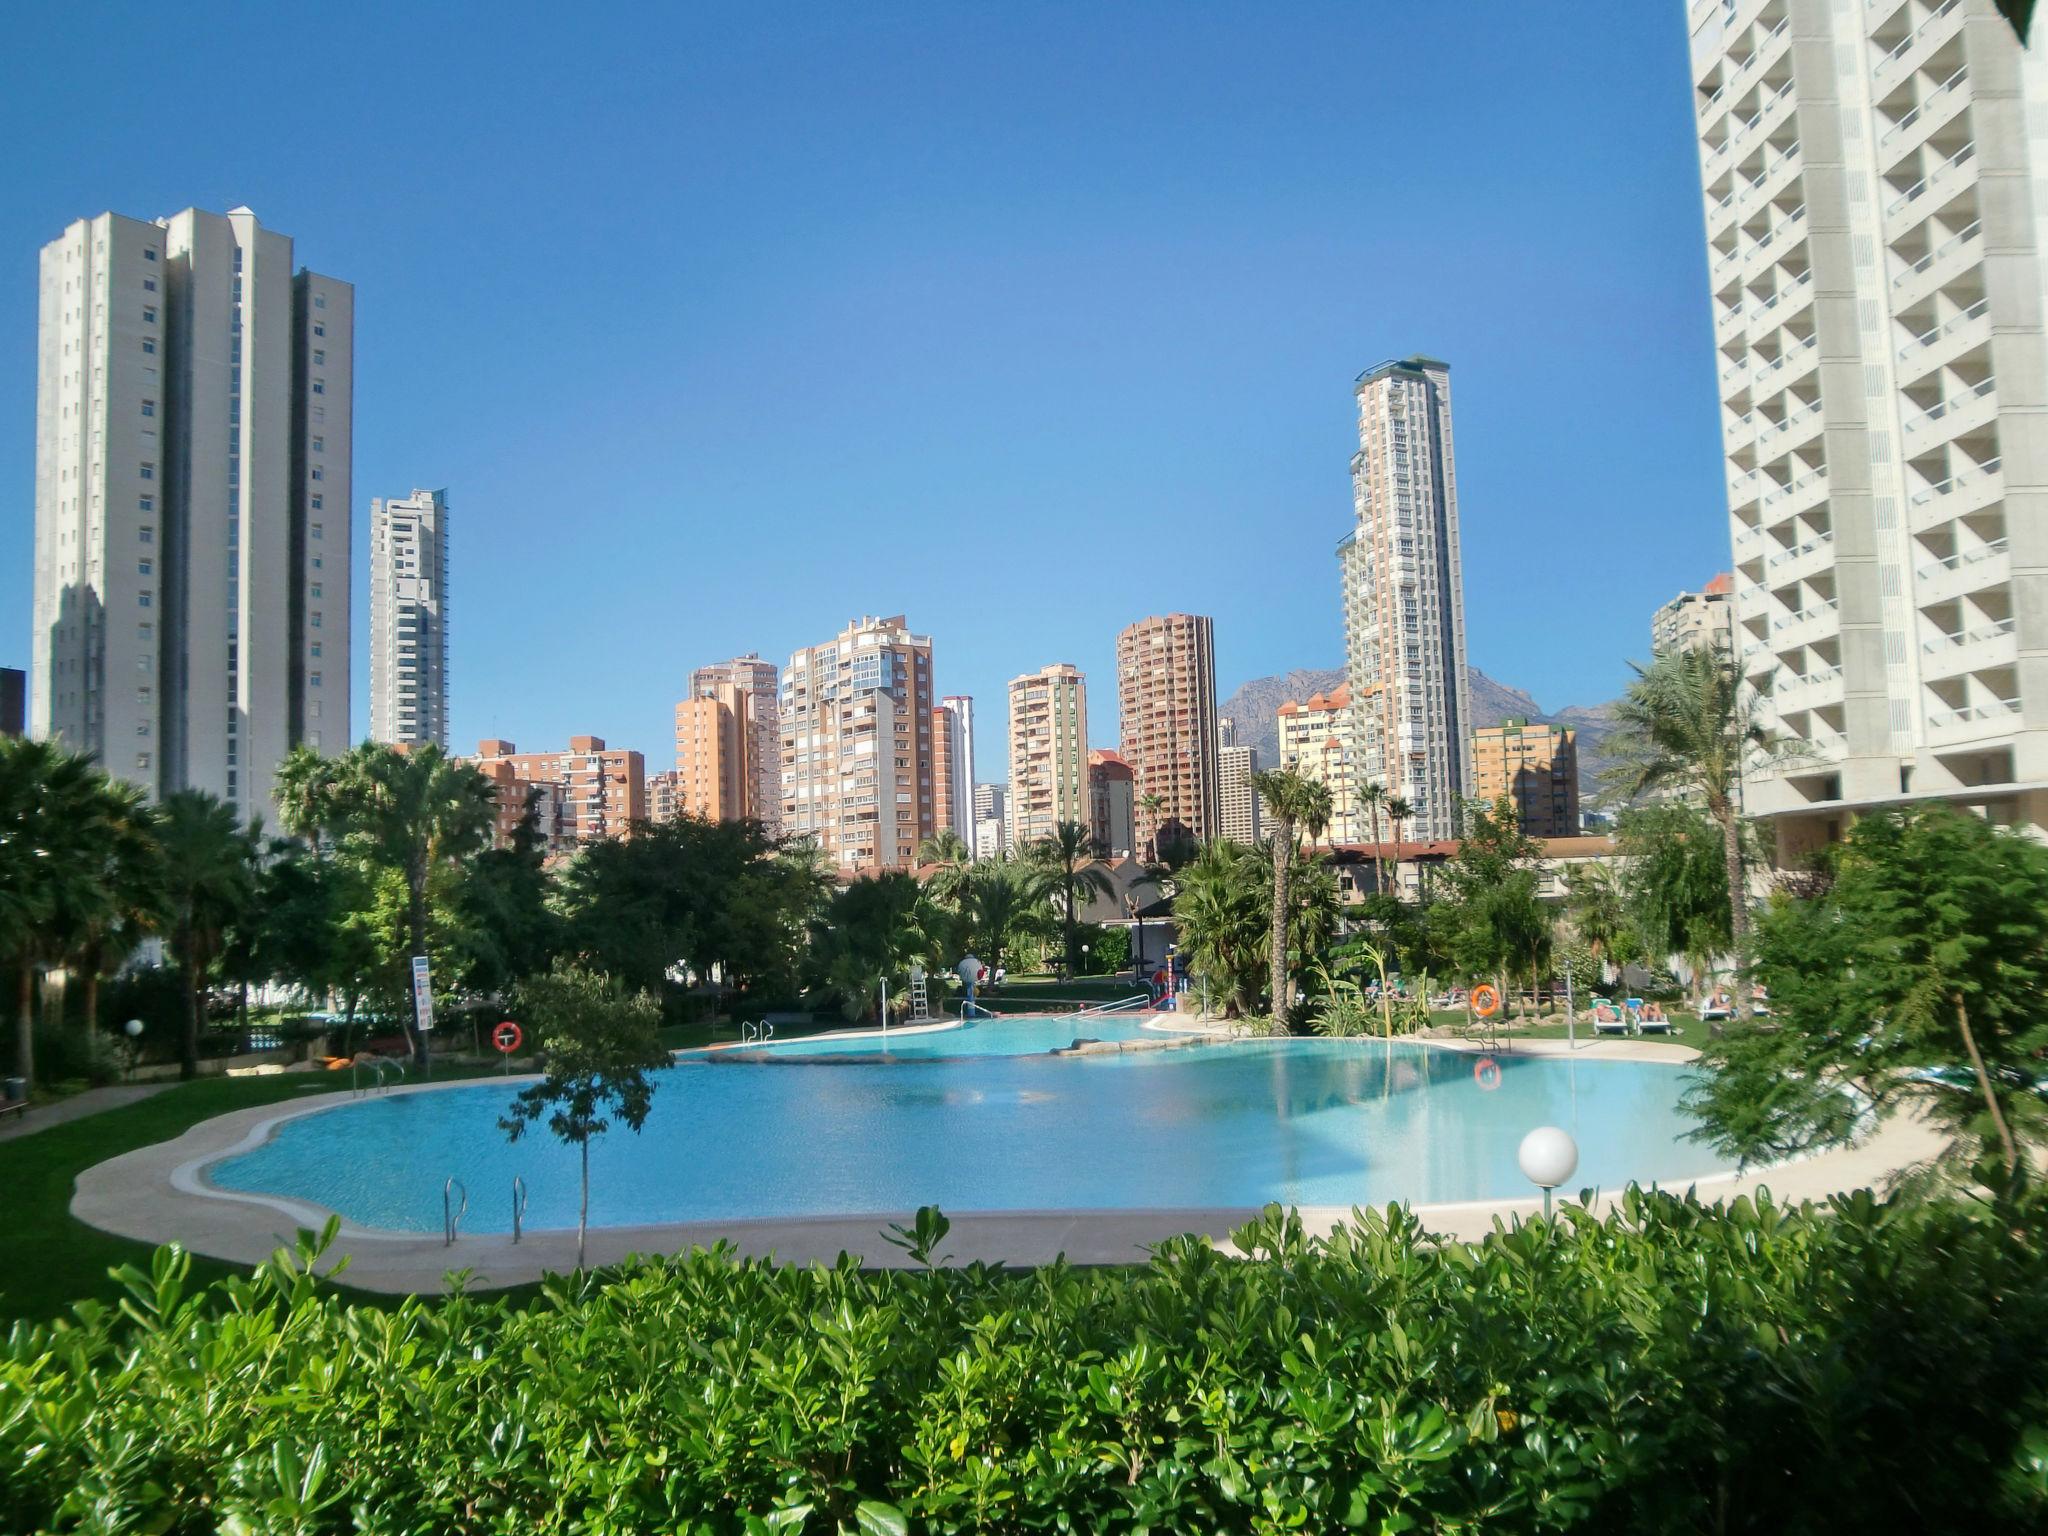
208,1039,1730,1235
728,1013,1179,1058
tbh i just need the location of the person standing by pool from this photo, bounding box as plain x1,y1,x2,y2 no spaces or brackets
957,953,982,1014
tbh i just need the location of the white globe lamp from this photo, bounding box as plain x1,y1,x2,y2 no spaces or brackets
1517,1126,1579,1218
122,1018,144,1039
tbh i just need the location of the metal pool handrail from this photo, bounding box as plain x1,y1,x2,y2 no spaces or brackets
443,1177,468,1246
1073,994,1154,1019
511,1176,527,1244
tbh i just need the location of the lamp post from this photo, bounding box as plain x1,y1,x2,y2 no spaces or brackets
123,1017,144,1081
1517,1126,1579,1220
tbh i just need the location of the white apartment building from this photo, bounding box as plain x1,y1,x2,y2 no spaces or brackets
1007,663,1088,849
937,695,976,843
1340,356,1472,842
33,205,351,816
1652,572,1737,656
1687,0,2048,857
369,488,449,749
1217,742,1262,844
779,615,935,872
1277,683,1365,844
972,781,1008,859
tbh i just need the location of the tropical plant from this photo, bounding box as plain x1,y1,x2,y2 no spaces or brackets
963,861,1028,980
1434,795,1550,1013
1171,840,1270,1017
271,743,341,853
1359,779,1388,886
1560,860,1631,990
1247,767,1332,1015
1618,802,1732,1004
1688,806,2048,1191
808,872,947,1021
1606,646,1777,1015
500,963,668,1268
1384,793,1412,894
914,828,973,908
156,790,259,1079
1136,790,1165,861
56,777,164,1042
1023,820,1114,977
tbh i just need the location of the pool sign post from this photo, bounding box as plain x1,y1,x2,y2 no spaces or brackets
412,954,434,1076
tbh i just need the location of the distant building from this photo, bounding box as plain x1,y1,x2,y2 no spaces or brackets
1651,572,1734,658
470,736,644,844
0,668,23,738
689,655,781,834
645,769,681,823
474,757,572,853
1087,749,1136,856
972,782,1008,860
1276,683,1362,844
933,696,976,846
1472,719,1580,838
674,681,755,823
1116,613,1220,856
1007,663,1088,850
368,488,450,750
781,615,935,873
1217,743,1262,845
1340,356,1471,843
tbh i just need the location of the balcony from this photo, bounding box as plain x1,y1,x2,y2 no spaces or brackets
1896,295,1989,375
1767,529,1835,578
1772,597,1842,645
1746,269,1814,339
1900,374,1996,446
1879,62,1970,156
1892,218,1981,308
1920,619,2017,681
1907,455,2002,528
1752,331,1818,390
1874,0,1963,83
1886,140,1977,225
1772,665,1844,714
1916,537,2010,600
1926,695,2022,744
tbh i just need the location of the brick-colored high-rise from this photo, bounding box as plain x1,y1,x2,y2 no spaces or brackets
470,736,644,844
674,682,754,823
1471,719,1579,838
780,615,935,873
688,654,780,834
1115,613,1219,857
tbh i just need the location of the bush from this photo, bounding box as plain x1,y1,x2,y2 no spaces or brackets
28,1021,125,1086
3,1191,2045,1533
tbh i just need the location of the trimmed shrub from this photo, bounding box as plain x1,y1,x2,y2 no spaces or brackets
2,1190,2044,1532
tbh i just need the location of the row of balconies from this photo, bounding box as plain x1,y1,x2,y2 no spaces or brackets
1871,0,1963,86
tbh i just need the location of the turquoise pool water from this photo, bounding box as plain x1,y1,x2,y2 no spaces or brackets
209,1040,1730,1235
736,1014,1173,1058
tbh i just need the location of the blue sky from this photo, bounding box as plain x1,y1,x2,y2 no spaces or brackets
0,3,1725,781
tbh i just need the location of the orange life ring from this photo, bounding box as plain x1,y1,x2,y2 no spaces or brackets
492,1021,524,1054
1471,984,1502,1019
1474,1056,1502,1091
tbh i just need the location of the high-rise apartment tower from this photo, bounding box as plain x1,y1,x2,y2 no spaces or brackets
1007,663,1088,849
33,205,351,815
933,695,976,845
1339,357,1471,843
690,654,780,833
368,488,448,749
1115,613,1220,856
1686,0,2048,857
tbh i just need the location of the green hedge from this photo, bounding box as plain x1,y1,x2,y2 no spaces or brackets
4,1191,2046,1533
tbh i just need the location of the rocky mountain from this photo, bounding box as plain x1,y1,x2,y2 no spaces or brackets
1217,666,1623,808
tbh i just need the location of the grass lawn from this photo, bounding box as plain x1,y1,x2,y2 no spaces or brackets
1425,1008,1717,1052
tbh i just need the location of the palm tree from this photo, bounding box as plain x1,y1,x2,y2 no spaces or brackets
914,828,973,908
1359,780,1388,888
1024,821,1114,977
1248,768,1332,1018
326,744,497,1065
55,777,164,1043
158,791,258,1080
1384,795,1412,900
0,739,107,1088
272,744,341,854
1607,646,1776,1018
1172,841,1268,1017
1137,791,1166,862
1561,862,1629,991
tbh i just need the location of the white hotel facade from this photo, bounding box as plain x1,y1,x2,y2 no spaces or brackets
32,205,351,816
368,488,450,750
1687,0,2048,856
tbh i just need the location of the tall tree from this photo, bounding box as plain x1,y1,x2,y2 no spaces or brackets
500,963,669,1269
1435,795,1550,1012
1560,861,1631,990
807,873,946,1021
1247,768,1332,1018
272,744,341,854
56,777,164,1040
326,744,496,1065
914,829,973,909
1171,840,1270,1018
1024,821,1114,977
1619,802,1733,1005
1384,794,1412,897
1359,780,1388,889
157,791,259,1080
965,861,1028,981
1607,647,1774,1014
455,786,562,999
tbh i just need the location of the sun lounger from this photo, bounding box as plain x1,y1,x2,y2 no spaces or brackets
1591,1000,1629,1035
1637,1010,1674,1035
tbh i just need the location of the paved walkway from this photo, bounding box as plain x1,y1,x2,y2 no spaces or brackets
0,1083,170,1144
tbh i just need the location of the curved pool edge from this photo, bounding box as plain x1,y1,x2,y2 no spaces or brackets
68,1063,1948,1295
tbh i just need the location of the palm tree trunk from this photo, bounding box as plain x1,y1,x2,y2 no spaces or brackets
180,968,201,1081
408,874,431,1069
1269,820,1292,1021
1955,995,2019,1179
578,1138,591,1270
14,962,35,1091
1389,817,1403,901
82,967,100,1043
1716,807,1749,1034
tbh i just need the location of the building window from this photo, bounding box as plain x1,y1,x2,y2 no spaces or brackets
138,525,153,543
139,462,153,480
141,400,155,418
311,466,323,481
310,642,321,658
312,379,324,394
311,521,323,539
143,306,156,323
138,592,151,607
310,584,322,599
139,496,153,513
143,248,156,262
311,555,322,570
312,436,323,452
138,559,152,576
141,338,155,355
313,348,324,365
136,752,152,771
143,277,156,293
310,671,321,688
313,321,325,337
313,294,325,309
311,612,322,629
310,495,323,511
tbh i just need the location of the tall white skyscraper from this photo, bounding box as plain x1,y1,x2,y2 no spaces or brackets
32,205,351,816
1340,356,1471,843
369,488,449,750
1686,0,2048,858
936,695,976,843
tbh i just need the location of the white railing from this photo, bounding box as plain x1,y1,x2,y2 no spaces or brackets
1754,332,1819,386
1900,375,1996,434
1073,994,1154,1020
1762,465,1826,507
443,1177,468,1247
1887,140,1976,217
1927,697,2021,731
1882,62,1969,147
1898,296,1989,364
1754,270,1813,320
1877,0,1962,73
1896,219,1982,288
1788,665,1843,688
1909,454,2002,508
1770,531,1834,568
1917,537,2010,580
1923,618,2016,652
1777,598,1842,630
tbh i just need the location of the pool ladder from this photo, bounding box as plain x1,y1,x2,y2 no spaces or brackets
351,1054,406,1097
739,1019,777,1045
1073,994,1152,1020
443,1177,468,1246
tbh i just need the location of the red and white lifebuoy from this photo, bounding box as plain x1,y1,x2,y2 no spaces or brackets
1473,1056,1501,1091
492,1021,524,1054
1471,984,1502,1019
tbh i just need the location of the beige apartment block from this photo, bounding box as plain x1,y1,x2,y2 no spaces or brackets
779,615,936,873
1276,683,1364,843
1007,662,1088,849
1652,571,1736,657
1115,613,1220,855
674,682,754,823
1339,356,1472,844
1472,718,1581,838
690,654,780,834
1217,742,1262,845
1687,0,2048,856
1087,748,1136,855
471,736,644,843
33,205,351,817
645,769,680,823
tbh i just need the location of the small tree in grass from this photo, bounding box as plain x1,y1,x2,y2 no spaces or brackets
1686,806,2048,1196
500,963,669,1268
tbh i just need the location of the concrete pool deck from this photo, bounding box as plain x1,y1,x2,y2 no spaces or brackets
69,1040,1947,1294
